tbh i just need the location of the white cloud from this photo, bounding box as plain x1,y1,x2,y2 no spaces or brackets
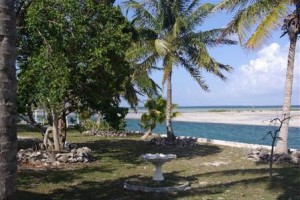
224,42,300,105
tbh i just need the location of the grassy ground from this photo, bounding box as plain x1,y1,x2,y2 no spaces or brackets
17,125,300,200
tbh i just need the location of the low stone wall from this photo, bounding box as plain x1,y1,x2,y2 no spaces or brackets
245,149,300,165
17,147,94,167
148,136,198,147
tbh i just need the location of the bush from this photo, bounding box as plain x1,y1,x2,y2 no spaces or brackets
75,120,113,133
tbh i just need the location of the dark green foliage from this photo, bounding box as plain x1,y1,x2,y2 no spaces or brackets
103,106,129,131
17,0,137,129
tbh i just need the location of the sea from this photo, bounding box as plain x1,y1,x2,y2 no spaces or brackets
125,105,300,149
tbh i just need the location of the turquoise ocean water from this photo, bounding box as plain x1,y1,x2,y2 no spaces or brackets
126,105,300,149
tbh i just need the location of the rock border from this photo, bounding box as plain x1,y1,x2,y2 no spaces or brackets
245,149,300,165
17,147,95,166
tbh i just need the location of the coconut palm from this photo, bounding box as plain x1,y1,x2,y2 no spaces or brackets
0,0,17,199
125,0,236,141
140,96,179,140
215,0,300,154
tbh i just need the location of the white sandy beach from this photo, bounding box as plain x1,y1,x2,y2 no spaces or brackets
126,110,300,128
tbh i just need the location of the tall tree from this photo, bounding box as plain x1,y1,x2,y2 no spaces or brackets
0,0,17,199
125,0,236,141
215,0,300,154
17,0,138,151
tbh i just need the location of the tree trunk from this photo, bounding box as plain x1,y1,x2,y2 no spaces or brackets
166,71,176,141
0,0,17,199
97,112,103,125
141,128,152,140
51,110,61,152
276,35,297,154
58,112,67,148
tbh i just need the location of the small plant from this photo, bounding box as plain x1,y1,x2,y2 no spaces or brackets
140,96,180,140
266,115,291,178
76,120,113,133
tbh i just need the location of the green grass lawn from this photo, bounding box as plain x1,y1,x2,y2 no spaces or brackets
17,125,300,200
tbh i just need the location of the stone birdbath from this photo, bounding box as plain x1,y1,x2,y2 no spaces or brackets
141,153,177,181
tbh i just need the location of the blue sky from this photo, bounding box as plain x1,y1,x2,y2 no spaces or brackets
117,0,300,106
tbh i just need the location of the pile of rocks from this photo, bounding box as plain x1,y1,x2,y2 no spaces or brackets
83,130,143,137
148,136,198,147
245,149,300,165
17,147,94,167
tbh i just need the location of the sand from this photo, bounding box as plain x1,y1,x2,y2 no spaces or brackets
126,110,300,128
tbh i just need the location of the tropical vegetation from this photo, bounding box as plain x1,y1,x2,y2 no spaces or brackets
140,96,180,140
215,0,300,154
16,0,137,151
125,0,236,142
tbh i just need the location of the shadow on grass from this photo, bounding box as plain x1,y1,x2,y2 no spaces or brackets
269,167,300,200
18,174,181,200
17,163,300,200
75,138,222,165
17,170,219,200
175,166,300,199
18,166,115,190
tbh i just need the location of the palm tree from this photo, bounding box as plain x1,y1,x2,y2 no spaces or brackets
125,0,236,142
215,0,300,154
0,0,17,199
140,96,179,140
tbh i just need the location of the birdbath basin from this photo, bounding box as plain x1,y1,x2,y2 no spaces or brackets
141,153,176,181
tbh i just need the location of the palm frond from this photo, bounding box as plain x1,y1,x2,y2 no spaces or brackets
214,0,266,13
134,52,159,73
196,29,238,47
155,38,171,56
245,2,288,49
124,0,158,28
126,41,155,63
217,0,289,45
190,41,232,81
178,55,209,91
134,72,161,97
185,0,202,15
186,3,215,30
171,16,187,39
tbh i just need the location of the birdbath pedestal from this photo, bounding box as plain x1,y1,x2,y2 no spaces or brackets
141,153,177,181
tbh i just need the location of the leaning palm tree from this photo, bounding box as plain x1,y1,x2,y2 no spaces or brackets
0,0,17,199
125,0,236,142
215,0,300,154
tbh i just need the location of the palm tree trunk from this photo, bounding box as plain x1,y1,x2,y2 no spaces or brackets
0,0,17,199
276,36,297,154
141,128,152,140
166,71,176,141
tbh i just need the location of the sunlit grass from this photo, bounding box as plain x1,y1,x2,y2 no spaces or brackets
17,125,300,200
